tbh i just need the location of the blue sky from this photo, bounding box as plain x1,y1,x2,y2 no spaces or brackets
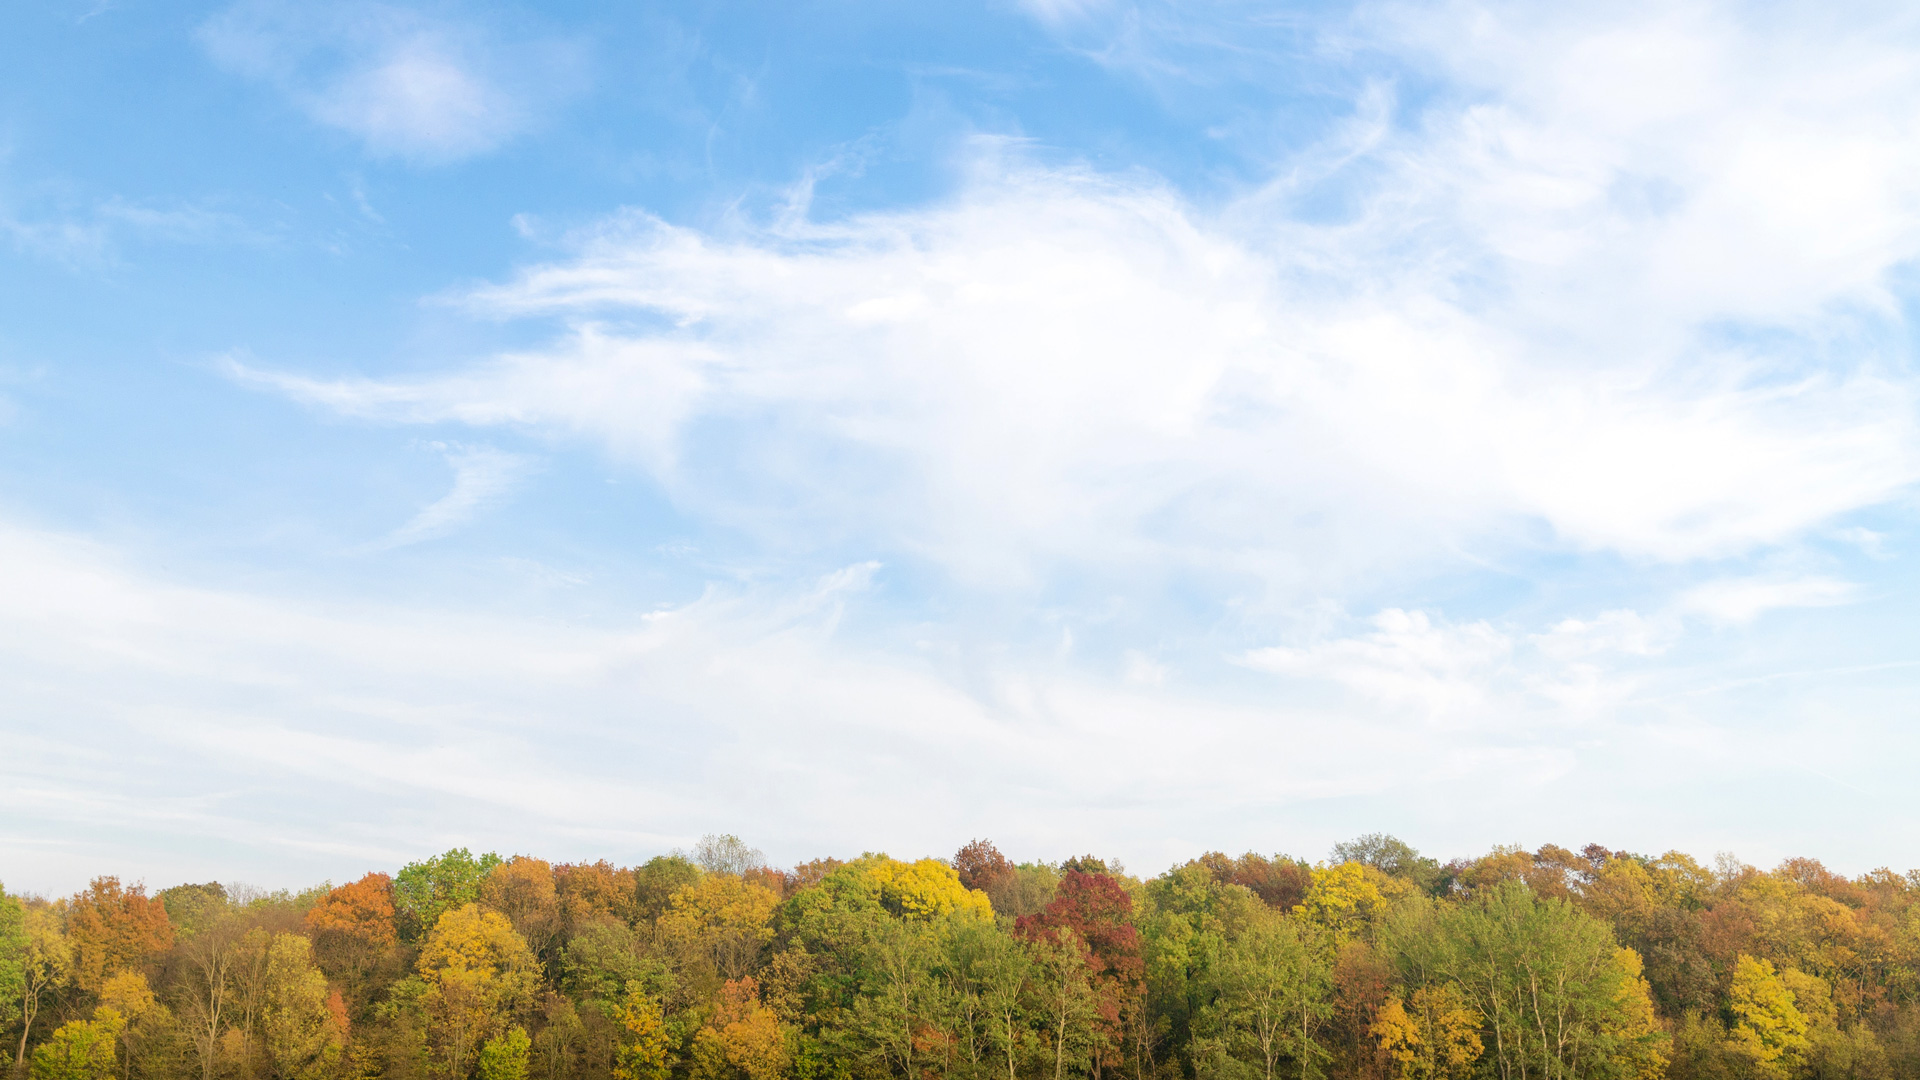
6,0,1920,895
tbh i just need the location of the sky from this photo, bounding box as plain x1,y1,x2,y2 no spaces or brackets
5,0,1920,896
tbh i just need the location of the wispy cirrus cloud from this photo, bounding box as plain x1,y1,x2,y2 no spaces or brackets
243,149,1920,588
199,1,585,162
375,443,533,549
1,194,264,268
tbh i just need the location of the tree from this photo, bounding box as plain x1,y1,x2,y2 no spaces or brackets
1017,870,1143,1080
396,850,503,943
1384,881,1665,1080
630,857,703,926
947,913,1031,1080
693,977,789,1080
1371,985,1481,1080
0,889,26,1045
612,982,676,1080
695,836,769,877
1329,837,1443,895
306,872,398,988
30,1014,122,1080
1186,854,1314,912
1205,910,1333,1080
481,858,562,960
479,1026,532,1080
1025,929,1100,1080
862,857,994,921
16,905,72,1069
64,879,173,992
416,903,540,1079
955,842,1017,895
1727,955,1810,1077
98,970,169,1080
657,875,782,984
176,913,249,1080
262,933,347,1080
849,912,944,1080
1294,864,1407,943
158,883,230,940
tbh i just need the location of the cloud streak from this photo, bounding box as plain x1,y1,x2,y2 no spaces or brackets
377,443,532,549
199,1,582,162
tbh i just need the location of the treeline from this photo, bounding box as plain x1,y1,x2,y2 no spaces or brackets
3,835,1918,1080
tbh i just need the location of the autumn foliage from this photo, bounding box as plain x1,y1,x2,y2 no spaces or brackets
7,836,1920,1080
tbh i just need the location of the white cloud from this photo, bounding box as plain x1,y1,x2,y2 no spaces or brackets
0,521,1493,892
199,1,580,162
1678,575,1859,625
377,443,532,548
210,4,1920,587
244,134,1920,590
1243,609,1512,717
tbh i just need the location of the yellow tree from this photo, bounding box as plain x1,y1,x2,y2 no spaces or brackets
262,933,347,1080
1371,986,1481,1080
656,876,782,986
613,982,676,1080
1294,864,1408,943
1728,955,1810,1077
15,905,70,1070
859,857,994,921
417,903,540,1079
98,971,168,1080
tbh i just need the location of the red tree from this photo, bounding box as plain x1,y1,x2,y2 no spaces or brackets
1017,870,1143,1076
953,839,1015,894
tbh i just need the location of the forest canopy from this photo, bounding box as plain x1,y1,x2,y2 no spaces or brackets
3,836,1916,1080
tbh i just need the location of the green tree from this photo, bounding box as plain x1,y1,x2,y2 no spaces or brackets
1026,930,1099,1080
947,914,1031,1080
31,1014,123,1080
1204,910,1333,1080
1385,880,1665,1080
0,888,26,1044
479,1026,532,1080
396,850,504,943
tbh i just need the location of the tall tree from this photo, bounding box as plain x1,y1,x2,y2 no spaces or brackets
416,903,540,1079
261,933,347,1080
16,904,71,1070
65,879,173,992
1017,870,1143,1080
1204,909,1333,1080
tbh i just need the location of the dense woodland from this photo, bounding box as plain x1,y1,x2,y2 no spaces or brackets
3,836,1918,1080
